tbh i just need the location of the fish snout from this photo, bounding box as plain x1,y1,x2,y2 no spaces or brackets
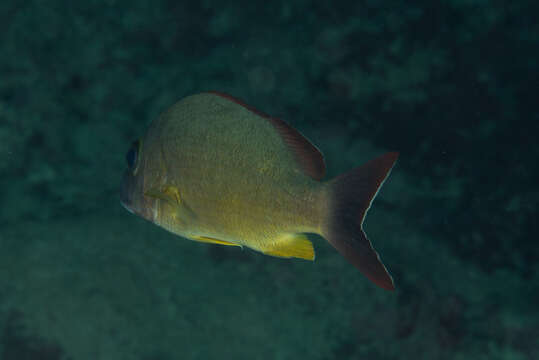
120,173,136,214
120,171,158,222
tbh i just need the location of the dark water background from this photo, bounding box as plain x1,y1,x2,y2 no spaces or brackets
1,1,537,359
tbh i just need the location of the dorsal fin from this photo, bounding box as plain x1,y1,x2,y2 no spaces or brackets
207,91,326,180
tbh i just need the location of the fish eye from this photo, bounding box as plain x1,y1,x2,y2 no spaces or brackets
126,139,141,173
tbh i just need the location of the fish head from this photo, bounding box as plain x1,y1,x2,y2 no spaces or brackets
120,138,160,222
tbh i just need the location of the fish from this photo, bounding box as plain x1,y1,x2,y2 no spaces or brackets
120,92,398,290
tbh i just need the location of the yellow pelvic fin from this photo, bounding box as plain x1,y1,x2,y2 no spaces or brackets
145,185,181,205
192,235,242,247
263,234,315,261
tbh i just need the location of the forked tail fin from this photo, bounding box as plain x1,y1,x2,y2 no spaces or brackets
324,152,399,291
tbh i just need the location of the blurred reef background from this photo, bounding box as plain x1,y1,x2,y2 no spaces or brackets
1,0,538,359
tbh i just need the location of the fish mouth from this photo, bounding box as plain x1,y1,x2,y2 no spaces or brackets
120,171,159,222
120,171,144,217
120,199,135,214
119,173,133,213
120,193,158,223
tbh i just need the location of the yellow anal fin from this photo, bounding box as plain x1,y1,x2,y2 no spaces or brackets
145,185,181,205
192,235,242,247
263,234,315,261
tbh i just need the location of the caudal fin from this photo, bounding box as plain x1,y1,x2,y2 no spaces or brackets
324,152,399,291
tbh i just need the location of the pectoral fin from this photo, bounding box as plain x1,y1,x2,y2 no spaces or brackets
192,235,242,247
263,234,315,261
145,185,181,205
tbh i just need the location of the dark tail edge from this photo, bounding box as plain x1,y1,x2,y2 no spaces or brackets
325,152,399,291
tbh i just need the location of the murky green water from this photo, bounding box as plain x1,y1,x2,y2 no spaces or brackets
1,1,537,359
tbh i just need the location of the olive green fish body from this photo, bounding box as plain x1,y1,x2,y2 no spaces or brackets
121,92,399,290
151,94,326,249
